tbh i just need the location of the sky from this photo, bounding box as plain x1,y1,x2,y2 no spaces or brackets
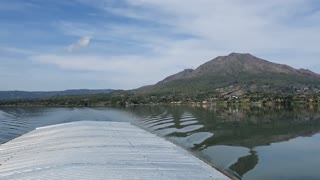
1,0,320,91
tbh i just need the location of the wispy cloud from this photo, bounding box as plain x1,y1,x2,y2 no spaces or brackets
30,54,178,89
2,0,320,90
66,36,91,52
58,0,320,58
0,47,36,55
31,0,320,89
57,1,320,64
0,1,38,11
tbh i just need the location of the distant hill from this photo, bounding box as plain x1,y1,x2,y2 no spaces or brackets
136,53,320,95
1,53,320,106
0,89,113,100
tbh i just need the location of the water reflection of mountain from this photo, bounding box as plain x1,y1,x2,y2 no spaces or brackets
127,105,320,148
228,150,258,178
125,105,320,179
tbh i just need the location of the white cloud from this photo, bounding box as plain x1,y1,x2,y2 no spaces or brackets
65,0,320,58
30,0,320,89
122,0,320,53
0,47,36,55
30,54,176,89
66,36,91,52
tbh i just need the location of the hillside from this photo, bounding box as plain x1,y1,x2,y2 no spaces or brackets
0,89,113,100
1,53,320,106
136,53,320,95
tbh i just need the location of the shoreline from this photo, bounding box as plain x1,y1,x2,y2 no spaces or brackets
0,101,319,108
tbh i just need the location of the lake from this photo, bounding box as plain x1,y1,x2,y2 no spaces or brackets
1,105,320,180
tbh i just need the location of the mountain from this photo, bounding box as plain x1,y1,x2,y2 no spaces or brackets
0,89,113,100
136,53,320,95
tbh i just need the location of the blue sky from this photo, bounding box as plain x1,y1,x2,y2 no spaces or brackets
1,0,320,91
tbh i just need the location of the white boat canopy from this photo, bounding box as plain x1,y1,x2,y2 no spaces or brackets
0,121,229,180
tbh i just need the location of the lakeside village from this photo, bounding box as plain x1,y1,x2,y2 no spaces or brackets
122,85,320,106
1,85,320,107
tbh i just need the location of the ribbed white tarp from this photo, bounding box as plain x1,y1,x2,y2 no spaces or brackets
0,121,229,180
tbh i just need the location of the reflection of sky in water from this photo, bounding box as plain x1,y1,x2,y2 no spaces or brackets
245,134,320,180
0,107,140,144
201,145,251,169
199,134,320,180
128,105,320,179
1,106,320,180
170,132,214,148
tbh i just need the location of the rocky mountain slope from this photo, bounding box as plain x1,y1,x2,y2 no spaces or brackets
136,53,320,95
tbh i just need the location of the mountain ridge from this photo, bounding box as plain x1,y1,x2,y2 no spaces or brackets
136,53,320,94
159,53,320,84
0,89,114,100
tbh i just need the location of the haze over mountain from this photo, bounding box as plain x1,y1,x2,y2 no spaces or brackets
2,53,320,102
0,89,113,100
137,53,320,95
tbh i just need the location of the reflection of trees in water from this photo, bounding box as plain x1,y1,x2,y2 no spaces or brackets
126,104,320,149
125,105,320,178
188,105,320,149
228,150,258,178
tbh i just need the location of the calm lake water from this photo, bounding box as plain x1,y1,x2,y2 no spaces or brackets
1,105,320,180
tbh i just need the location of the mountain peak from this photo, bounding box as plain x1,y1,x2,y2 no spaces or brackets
136,52,320,94
222,52,258,62
193,52,269,76
228,52,252,57
156,53,320,85
212,53,259,65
